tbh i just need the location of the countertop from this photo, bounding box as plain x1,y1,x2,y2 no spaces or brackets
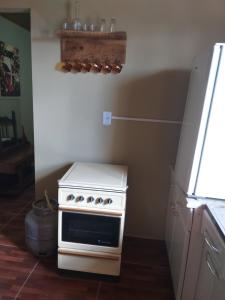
186,197,225,242
206,203,225,243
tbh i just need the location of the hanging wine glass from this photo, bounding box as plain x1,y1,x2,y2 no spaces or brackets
91,62,102,73
81,60,92,73
71,61,82,73
101,60,112,74
62,62,73,72
111,61,122,74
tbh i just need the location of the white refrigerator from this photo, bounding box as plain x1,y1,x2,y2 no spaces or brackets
175,43,225,200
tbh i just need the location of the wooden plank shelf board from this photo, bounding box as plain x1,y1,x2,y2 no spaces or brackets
56,30,126,40
56,30,127,65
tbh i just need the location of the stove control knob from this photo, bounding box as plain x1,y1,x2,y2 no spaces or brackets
104,198,113,205
67,194,75,201
95,197,103,204
87,196,95,203
76,196,84,202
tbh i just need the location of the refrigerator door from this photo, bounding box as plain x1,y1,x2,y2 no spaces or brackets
175,44,223,197
194,45,225,199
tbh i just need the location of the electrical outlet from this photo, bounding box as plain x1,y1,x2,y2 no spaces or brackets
103,111,112,126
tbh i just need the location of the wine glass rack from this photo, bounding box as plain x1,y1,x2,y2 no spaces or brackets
56,30,127,74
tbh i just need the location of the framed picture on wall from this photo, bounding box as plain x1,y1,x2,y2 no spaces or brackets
0,41,21,97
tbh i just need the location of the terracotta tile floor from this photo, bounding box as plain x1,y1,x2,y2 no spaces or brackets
0,188,175,300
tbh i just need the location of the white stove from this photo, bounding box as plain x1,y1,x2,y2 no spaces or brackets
57,162,128,276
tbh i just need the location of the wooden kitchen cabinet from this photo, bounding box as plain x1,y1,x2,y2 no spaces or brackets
165,184,177,262
181,206,204,300
212,276,225,300
165,185,206,300
194,210,225,300
194,245,225,300
165,182,225,300
55,30,127,74
165,184,193,300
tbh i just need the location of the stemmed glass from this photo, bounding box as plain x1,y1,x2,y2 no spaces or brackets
72,1,82,31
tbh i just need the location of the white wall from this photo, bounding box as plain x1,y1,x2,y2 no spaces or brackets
1,0,225,239
0,15,33,143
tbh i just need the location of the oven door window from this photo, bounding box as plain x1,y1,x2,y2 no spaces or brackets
62,212,121,247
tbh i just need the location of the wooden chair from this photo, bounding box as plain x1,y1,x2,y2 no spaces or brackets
0,110,17,149
0,110,34,195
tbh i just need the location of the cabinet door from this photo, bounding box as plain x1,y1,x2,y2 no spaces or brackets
212,275,225,300
194,211,225,300
170,203,191,300
181,207,204,300
165,184,177,263
194,247,214,300
165,185,193,300
195,246,225,300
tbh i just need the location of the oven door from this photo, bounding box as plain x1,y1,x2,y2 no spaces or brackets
58,207,125,254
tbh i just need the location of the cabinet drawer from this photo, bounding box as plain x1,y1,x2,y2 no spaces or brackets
58,248,121,276
201,210,225,278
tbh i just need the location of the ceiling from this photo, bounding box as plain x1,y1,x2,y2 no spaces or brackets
0,13,30,31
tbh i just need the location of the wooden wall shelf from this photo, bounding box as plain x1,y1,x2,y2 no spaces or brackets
56,30,127,74
56,30,126,40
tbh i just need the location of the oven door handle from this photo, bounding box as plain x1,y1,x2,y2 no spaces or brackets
58,248,120,261
59,206,123,217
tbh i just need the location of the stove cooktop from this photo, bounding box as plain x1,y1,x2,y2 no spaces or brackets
58,162,128,193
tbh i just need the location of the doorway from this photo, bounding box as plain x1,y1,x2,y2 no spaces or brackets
0,10,34,196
